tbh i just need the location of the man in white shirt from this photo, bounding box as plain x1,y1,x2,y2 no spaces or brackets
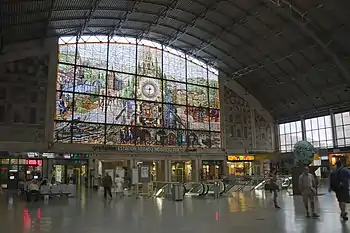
299,166,319,218
27,180,40,202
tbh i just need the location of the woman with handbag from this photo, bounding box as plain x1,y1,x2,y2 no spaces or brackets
269,169,280,209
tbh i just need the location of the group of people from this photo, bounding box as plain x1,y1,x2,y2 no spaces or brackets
102,173,124,200
269,160,350,220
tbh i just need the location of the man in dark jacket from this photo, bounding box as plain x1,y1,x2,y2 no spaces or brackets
329,160,350,221
103,173,113,200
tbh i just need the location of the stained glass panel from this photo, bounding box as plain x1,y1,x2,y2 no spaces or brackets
209,88,219,109
163,104,187,129
188,131,210,147
137,77,162,102
187,84,208,107
163,81,186,105
188,107,209,130
106,72,135,98
106,125,135,145
76,43,108,69
74,67,106,95
210,132,221,148
163,51,186,82
72,123,105,144
54,121,71,143
58,44,76,64
56,36,220,148
210,109,220,132
137,45,162,78
208,70,219,88
56,92,73,120
157,129,187,146
108,43,136,73
135,127,159,145
106,97,135,125
73,94,104,123
57,64,75,91
136,101,162,127
187,61,207,86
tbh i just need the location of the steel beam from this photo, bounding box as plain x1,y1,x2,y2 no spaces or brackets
76,0,102,40
137,0,180,41
264,0,350,81
108,0,143,39
164,0,225,47
41,0,55,42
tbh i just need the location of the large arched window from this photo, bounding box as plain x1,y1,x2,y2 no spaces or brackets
55,35,220,148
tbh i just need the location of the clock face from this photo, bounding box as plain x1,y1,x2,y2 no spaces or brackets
141,81,158,99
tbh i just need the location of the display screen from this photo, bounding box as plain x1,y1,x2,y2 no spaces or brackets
26,160,42,166
55,36,220,148
227,155,255,161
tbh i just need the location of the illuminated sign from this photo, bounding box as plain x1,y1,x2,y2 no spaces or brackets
227,155,255,161
25,160,42,166
93,145,185,153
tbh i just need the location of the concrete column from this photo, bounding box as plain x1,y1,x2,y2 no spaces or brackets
191,159,197,182
222,159,228,177
156,160,166,181
330,110,337,147
250,108,257,149
274,123,280,152
301,118,306,141
165,157,171,182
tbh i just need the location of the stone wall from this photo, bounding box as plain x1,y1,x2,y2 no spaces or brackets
222,86,275,153
0,38,57,151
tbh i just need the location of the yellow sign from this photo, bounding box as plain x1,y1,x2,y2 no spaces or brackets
227,155,255,161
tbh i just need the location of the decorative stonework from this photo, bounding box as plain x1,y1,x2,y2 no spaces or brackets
255,110,273,150
223,86,252,149
0,55,49,142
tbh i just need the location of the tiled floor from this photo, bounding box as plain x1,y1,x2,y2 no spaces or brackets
0,190,349,233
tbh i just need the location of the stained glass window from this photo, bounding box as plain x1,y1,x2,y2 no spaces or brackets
55,36,220,148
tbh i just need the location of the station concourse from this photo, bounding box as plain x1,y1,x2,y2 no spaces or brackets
1,0,350,233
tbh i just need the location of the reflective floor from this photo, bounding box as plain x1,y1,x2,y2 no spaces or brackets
0,190,349,233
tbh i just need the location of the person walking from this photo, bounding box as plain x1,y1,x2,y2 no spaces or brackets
329,160,350,221
114,174,124,198
103,173,113,200
269,169,280,209
299,166,319,218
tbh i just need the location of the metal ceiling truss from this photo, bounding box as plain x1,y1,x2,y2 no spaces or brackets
41,0,55,42
137,0,180,41
264,0,350,82
108,0,143,39
163,0,224,47
76,0,102,40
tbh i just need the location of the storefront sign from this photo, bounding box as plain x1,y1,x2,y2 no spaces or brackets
93,145,185,153
26,160,42,166
227,155,255,161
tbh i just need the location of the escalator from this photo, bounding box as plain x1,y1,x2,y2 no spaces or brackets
186,182,206,196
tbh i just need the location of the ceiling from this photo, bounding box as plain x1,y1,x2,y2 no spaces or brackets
2,0,350,121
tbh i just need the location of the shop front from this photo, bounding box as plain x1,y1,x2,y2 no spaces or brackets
329,153,350,168
0,156,43,188
201,160,223,180
51,158,88,186
227,155,255,176
171,161,192,182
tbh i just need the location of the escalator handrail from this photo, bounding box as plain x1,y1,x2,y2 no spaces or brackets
203,184,210,196
220,181,226,195
237,180,251,192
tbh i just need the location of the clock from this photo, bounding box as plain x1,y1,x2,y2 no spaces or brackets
141,81,158,99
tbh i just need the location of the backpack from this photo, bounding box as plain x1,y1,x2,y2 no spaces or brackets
330,168,343,191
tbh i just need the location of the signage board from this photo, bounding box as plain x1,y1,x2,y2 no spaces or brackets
227,155,255,161
93,145,185,153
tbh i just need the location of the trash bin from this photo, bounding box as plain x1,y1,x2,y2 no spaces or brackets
172,184,184,201
213,182,220,199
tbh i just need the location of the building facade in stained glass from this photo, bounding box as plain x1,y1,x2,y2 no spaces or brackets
55,36,220,148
